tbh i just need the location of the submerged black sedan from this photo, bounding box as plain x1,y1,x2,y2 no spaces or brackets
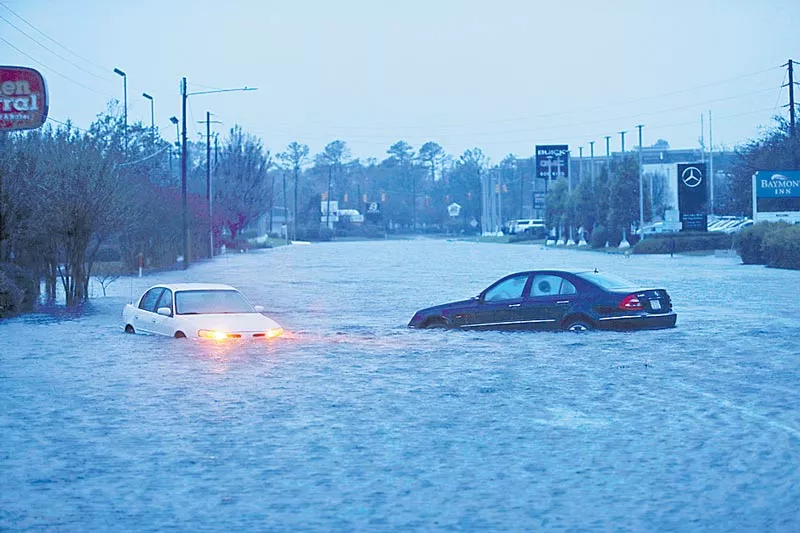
408,270,677,332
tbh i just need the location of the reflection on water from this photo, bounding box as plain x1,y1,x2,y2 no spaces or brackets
1,239,799,531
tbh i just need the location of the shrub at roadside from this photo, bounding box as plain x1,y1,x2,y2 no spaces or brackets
735,222,790,264
633,232,733,254
0,263,38,317
590,226,610,248
509,231,544,243
761,224,800,270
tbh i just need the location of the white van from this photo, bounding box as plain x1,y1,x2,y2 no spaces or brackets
511,219,546,236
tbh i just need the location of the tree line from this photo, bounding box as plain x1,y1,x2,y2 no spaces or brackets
0,103,796,311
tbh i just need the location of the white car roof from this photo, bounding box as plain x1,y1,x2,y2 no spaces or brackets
151,283,238,292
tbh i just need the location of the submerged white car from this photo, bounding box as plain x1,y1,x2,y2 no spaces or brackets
122,283,283,340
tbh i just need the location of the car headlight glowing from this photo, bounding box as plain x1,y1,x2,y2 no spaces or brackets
198,329,229,341
265,327,284,339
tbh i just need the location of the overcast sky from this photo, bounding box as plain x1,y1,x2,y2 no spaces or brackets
1,0,797,162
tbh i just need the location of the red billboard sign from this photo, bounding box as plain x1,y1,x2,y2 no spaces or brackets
0,66,48,131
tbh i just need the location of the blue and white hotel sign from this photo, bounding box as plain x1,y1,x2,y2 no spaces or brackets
755,171,800,198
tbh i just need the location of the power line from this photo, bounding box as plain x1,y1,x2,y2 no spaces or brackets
0,13,112,82
116,144,171,167
45,116,88,132
773,70,788,116
259,85,778,144
0,2,112,78
0,37,114,98
265,65,785,133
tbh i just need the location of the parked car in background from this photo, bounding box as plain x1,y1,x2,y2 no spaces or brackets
408,270,677,332
122,283,283,340
509,219,547,237
708,216,753,234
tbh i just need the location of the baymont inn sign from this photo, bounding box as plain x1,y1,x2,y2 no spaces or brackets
0,66,48,132
754,171,800,198
752,170,800,224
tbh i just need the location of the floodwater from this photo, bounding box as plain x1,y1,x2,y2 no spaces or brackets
1,239,799,532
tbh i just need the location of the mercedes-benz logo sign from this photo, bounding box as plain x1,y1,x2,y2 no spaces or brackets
681,166,703,188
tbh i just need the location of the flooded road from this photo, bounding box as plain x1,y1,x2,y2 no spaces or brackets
2,239,799,531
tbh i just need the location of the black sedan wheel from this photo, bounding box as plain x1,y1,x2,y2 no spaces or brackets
424,318,448,329
565,318,592,333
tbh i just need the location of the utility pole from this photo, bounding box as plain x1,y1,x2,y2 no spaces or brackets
283,171,289,243
589,141,595,186
637,124,645,241
700,113,705,163
619,131,627,154
498,168,503,233
326,165,332,230
786,59,796,138
709,110,714,215
206,111,211,257
199,112,222,258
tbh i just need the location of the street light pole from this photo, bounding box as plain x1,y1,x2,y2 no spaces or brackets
181,77,189,268
637,124,645,241
113,68,127,153
142,92,155,150
179,77,258,269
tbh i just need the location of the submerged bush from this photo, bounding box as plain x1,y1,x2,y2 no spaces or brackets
633,232,733,254
761,224,800,270
0,263,37,317
735,222,790,264
590,226,610,248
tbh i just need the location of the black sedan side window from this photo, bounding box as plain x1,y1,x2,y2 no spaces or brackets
484,274,529,302
560,279,577,295
138,288,164,312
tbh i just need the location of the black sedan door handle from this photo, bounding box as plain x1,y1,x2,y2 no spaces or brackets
508,303,521,308
556,300,570,304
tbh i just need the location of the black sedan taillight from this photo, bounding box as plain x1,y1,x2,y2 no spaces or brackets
619,294,644,311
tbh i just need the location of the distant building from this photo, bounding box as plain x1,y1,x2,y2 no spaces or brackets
569,146,736,217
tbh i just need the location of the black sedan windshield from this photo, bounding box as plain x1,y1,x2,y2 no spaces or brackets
175,290,254,315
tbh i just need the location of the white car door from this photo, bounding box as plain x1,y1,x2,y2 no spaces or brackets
150,289,176,337
131,287,165,334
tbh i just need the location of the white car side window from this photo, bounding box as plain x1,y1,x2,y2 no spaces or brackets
139,288,163,312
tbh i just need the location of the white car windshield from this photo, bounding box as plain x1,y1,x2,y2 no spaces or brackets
175,290,254,315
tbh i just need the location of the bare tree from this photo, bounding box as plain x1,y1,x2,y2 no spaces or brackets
315,140,351,230
277,142,310,240
215,126,272,241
